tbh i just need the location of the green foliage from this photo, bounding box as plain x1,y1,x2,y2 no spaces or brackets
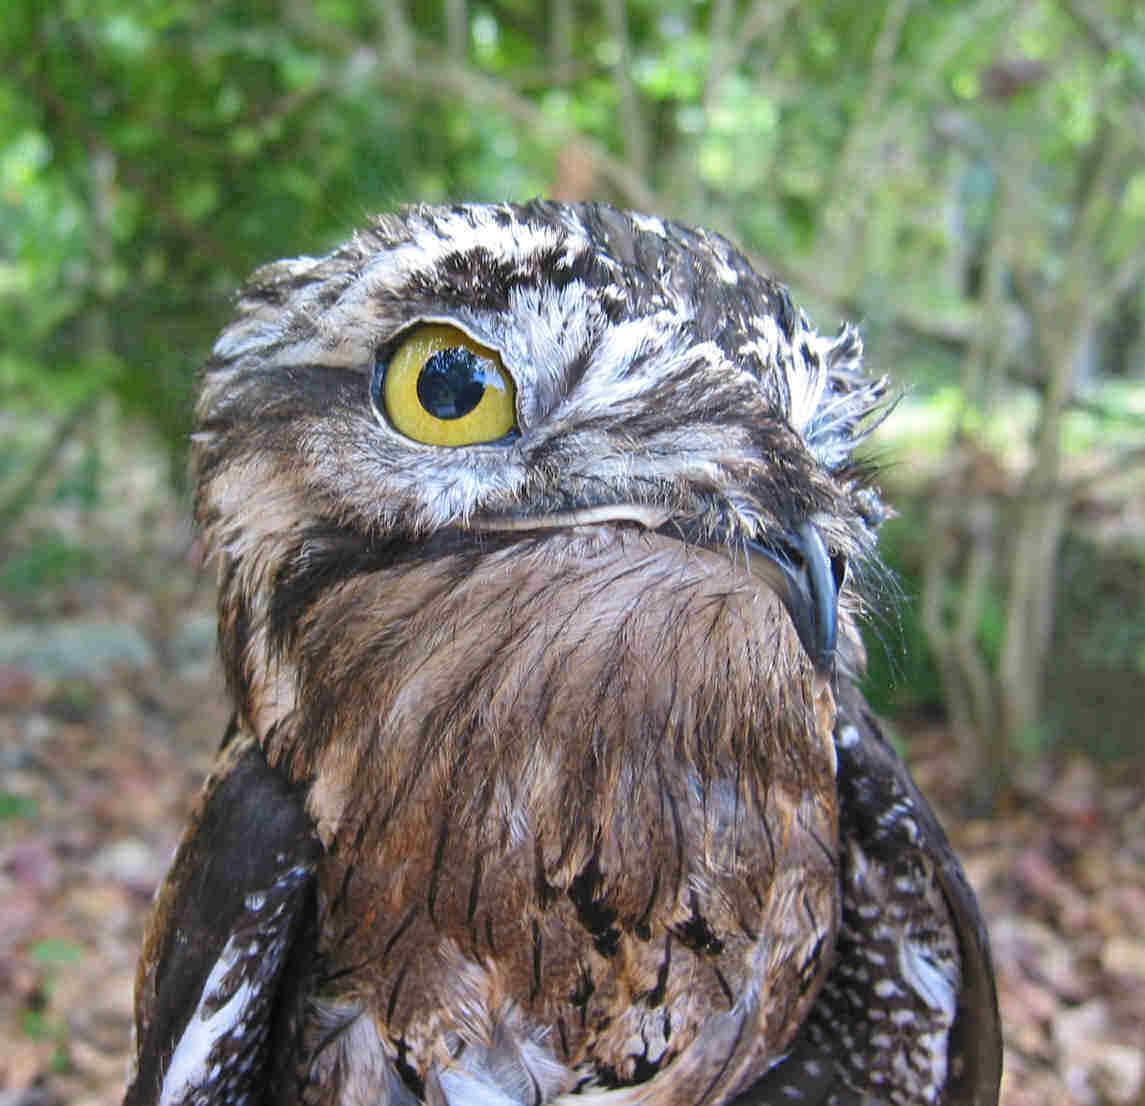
1,535,100,595
0,792,39,821
1,0,1143,732
30,938,85,966
3,0,1142,450
860,507,946,716
21,939,78,1071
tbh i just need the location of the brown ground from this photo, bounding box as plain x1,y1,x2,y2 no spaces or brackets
1,479,1142,1106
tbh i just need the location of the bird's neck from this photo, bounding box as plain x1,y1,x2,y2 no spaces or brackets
214,524,836,846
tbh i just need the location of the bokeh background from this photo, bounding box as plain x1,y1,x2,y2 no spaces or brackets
2,2,1144,1104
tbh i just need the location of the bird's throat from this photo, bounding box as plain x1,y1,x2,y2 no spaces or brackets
238,526,836,849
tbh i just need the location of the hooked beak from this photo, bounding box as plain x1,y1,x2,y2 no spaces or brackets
746,522,842,675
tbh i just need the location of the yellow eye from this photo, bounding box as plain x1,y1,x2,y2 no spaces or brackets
374,324,517,447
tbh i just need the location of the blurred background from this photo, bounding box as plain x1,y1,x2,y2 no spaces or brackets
1,1,1143,1104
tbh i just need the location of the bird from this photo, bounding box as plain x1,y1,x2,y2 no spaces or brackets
123,201,1001,1106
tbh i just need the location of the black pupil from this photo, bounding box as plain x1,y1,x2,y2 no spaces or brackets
417,348,495,420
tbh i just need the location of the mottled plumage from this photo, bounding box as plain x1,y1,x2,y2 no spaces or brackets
125,201,1000,1106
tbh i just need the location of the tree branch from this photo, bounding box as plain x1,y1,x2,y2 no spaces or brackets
274,9,982,346
1063,0,1145,129
376,0,414,65
0,401,98,530
384,48,662,212
720,0,800,78
702,0,736,117
13,70,243,271
445,0,468,62
816,0,913,271
547,0,575,82
1067,444,1145,496
601,0,649,177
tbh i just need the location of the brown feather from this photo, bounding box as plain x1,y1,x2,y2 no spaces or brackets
258,528,840,1097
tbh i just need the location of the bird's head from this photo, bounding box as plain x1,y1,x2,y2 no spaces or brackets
194,202,889,789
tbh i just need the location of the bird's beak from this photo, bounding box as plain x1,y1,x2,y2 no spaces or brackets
746,522,841,675
471,507,842,674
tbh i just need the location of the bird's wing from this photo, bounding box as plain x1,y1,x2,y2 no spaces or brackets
732,683,1002,1106
124,724,322,1106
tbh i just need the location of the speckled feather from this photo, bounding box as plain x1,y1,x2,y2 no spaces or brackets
126,202,999,1106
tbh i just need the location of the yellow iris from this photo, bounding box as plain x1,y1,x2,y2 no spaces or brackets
380,324,517,447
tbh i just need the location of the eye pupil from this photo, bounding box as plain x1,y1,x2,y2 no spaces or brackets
417,348,491,420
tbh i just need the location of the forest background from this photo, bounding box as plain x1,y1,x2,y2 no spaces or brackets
1,2,1143,1104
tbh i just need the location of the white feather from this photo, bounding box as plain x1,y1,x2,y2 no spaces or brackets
159,938,255,1105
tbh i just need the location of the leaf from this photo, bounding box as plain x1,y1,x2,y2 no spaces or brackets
30,938,85,966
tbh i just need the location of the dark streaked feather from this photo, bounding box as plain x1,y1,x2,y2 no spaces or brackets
731,683,1001,1106
125,728,321,1106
